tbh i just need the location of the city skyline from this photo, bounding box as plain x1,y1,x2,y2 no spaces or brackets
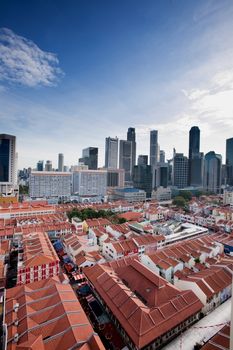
1,0,233,168
12,126,233,171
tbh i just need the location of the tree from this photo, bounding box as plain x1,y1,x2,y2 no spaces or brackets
19,185,29,195
179,190,192,201
118,217,127,224
172,196,186,208
67,208,116,222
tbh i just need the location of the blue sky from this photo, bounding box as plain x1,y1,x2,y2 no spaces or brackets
0,0,233,168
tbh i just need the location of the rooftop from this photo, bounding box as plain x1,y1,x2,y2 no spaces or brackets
84,259,203,349
5,276,105,350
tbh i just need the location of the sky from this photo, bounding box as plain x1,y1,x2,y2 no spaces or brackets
0,0,233,169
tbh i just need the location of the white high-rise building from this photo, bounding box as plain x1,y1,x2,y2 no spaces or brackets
0,134,17,196
72,170,107,197
29,171,71,198
105,137,118,169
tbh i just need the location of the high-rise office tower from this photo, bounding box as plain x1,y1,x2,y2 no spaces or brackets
221,164,227,186
45,160,52,172
167,159,173,186
158,164,169,188
150,130,159,189
132,165,152,198
106,168,125,188
138,155,148,166
172,150,189,188
150,130,159,167
160,150,165,163
79,147,98,170
189,126,200,158
105,137,118,169
58,153,64,172
37,160,44,171
190,153,204,187
188,126,203,186
119,140,132,183
203,151,222,193
0,134,17,195
226,137,233,186
127,127,136,168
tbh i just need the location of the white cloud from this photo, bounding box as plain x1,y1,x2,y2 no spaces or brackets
183,68,233,126
182,89,209,101
0,28,63,87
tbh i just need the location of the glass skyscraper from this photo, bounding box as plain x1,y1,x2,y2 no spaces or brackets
119,140,132,183
226,137,233,186
188,126,203,187
105,137,118,169
203,151,222,193
172,151,189,189
150,130,158,167
79,147,98,170
127,127,136,168
0,134,17,195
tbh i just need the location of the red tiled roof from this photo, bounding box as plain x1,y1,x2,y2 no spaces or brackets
19,232,59,269
84,260,203,349
201,324,230,350
117,212,143,221
6,276,105,350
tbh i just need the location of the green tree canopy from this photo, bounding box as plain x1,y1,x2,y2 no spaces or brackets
179,190,192,201
172,196,186,208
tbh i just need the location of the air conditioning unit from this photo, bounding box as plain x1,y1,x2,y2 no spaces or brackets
14,333,19,343
13,303,19,312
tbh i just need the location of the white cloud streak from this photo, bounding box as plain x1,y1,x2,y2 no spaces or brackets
0,28,63,87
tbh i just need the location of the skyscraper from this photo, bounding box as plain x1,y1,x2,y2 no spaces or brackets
138,155,148,166
203,151,222,193
45,160,52,171
105,137,118,169
189,153,204,187
226,137,233,186
188,126,203,186
150,130,158,167
106,168,125,188
172,151,189,188
132,165,152,198
58,153,64,172
119,140,132,183
159,150,165,163
37,160,44,171
189,126,200,158
127,127,136,168
158,164,169,188
0,134,17,195
79,147,98,170
150,130,159,189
